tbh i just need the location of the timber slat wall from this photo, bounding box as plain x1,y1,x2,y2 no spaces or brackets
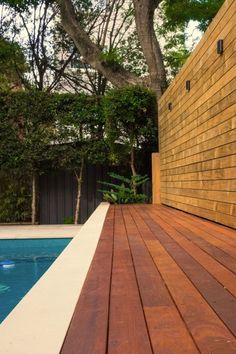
158,0,236,228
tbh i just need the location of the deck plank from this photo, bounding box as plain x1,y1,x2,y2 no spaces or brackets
132,205,236,353
161,204,236,239
159,206,236,256
144,206,236,298
135,206,236,336
61,204,236,354
123,206,199,353
60,206,114,354
107,206,152,354
157,206,236,274
161,205,236,248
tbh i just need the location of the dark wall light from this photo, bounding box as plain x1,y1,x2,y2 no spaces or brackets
168,102,172,111
217,39,224,54
186,80,191,92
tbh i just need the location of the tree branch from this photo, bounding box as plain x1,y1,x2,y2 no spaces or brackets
57,0,145,88
133,0,167,97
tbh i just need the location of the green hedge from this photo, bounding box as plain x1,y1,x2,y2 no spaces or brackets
0,86,157,222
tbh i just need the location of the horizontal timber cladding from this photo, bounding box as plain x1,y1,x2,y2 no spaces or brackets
158,0,236,229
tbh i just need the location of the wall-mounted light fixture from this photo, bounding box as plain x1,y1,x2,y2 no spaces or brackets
186,80,191,92
217,39,224,54
168,102,172,111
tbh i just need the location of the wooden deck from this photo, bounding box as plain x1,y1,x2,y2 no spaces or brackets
60,204,236,354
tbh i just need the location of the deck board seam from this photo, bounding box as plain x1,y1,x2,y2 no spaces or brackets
105,206,115,354
155,207,236,274
134,205,236,342
148,206,236,289
130,205,202,353
140,206,236,337
160,205,236,235
159,206,236,249
122,206,155,354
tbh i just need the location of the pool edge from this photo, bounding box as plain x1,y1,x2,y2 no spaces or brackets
0,202,110,354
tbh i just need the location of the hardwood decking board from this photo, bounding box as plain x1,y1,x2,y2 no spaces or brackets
162,241,236,336
122,206,199,353
136,206,236,336
60,206,115,354
161,204,236,238
131,205,236,353
61,205,236,353
145,206,236,298
160,205,236,248
158,206,236,256
107,206,152,354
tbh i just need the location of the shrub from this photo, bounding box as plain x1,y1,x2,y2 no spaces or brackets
99,172,149,204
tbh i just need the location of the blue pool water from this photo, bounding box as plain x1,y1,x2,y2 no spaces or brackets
0,238,71,323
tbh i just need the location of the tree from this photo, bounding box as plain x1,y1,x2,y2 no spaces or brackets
0,92,55,224
0,0,77,91
56,0,137,95
0,37,27,91
57,0,223,98
104,85,157,180
57,0,165,98
1,0,223,95
162,0,224,32
0,91,110,224
51,94,107,224
1,0,139,94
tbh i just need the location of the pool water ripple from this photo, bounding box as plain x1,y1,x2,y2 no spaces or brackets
0,238,71,323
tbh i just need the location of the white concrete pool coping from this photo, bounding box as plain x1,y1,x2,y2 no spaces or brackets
0,224,82,239
0,202,110,354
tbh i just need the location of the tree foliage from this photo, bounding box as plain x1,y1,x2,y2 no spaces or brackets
0,0,223,93
0,88,156,221
162,0,224,32
0,174,31,222
0,92,55,173
0,37,27,91
104,85,157,175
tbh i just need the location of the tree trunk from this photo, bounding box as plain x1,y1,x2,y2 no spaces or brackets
57,0,168,96
57,0,145,88
130,147,137,194
74,159,84,225
133,0,167,97
31,173,37,225
130,147,137,177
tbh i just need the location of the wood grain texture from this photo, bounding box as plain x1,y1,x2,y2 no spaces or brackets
152,153,161,204
60,206,114,354
133,205,236,353
158,0,236,228
107,206,153,354
60,204,236,353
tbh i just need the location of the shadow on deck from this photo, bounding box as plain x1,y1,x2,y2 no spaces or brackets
61,204,236,354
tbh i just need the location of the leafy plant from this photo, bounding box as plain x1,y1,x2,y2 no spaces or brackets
0,182,31,223
99,48,122,69
99,172,149,204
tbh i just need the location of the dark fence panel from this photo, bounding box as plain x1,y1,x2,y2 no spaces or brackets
39,165,109,224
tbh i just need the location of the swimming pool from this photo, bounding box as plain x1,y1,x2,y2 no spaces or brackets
0,238,71,323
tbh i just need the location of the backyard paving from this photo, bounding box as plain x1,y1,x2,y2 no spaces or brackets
0,225,82,239
61,204,236,354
